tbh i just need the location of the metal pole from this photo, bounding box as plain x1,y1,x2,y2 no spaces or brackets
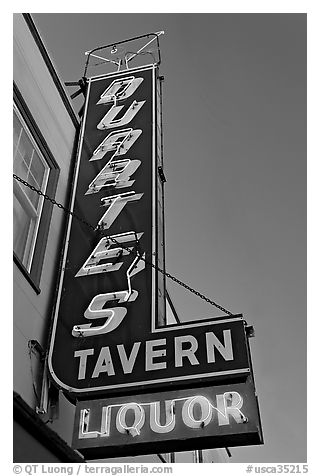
194,449,203,463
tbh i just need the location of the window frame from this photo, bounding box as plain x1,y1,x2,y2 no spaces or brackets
13,83,60,293
13,105,50,271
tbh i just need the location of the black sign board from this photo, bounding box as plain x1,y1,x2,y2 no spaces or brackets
72,377,263,459
48,65,164,397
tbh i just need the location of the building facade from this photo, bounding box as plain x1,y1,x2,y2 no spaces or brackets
13,12,83,462
13,13,230,463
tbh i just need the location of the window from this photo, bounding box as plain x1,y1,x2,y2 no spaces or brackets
13,107,50,270
13,85,59,292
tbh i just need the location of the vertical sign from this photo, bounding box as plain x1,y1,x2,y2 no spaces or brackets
48,61,263,458
49,65,165,396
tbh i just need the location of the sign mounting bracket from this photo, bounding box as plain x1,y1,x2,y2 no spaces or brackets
83,31,164,77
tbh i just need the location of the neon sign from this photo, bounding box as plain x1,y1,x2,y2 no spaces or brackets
72,380,263,459
46,58,263,458
78,392,247,439
48,65,167,396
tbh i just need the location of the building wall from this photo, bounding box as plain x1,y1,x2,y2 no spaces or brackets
13,13,78,436
14,421,62,463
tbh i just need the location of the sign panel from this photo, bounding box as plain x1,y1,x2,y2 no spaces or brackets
48,65,162,397
48,64,251,398
72,378,263,459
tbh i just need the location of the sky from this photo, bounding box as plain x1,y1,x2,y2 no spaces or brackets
16,9,308,464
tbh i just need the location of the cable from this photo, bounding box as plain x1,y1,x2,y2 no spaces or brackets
13,173,235,316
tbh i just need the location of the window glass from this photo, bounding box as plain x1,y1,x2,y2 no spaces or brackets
13,106,50,271
13,194,37,265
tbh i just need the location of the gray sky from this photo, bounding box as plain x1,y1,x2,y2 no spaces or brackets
32,12,306,463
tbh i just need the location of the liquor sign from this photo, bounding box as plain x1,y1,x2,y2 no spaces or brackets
72,378,263,458
48,65,252,399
